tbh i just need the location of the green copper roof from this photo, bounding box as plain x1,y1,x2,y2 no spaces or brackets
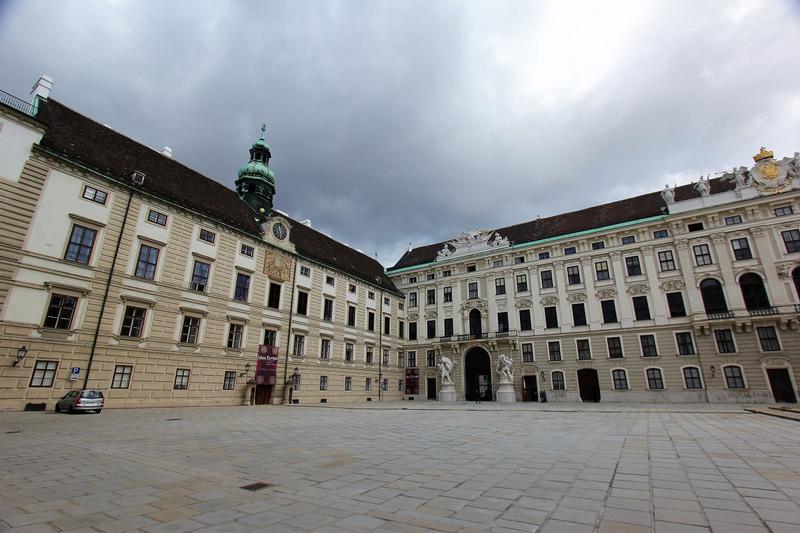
237,160,275,184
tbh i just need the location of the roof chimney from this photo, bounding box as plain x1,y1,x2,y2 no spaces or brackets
300,219,312,227
30,74,53,115
160,146,173,158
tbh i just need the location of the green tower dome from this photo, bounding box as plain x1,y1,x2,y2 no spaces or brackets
235,124,276,222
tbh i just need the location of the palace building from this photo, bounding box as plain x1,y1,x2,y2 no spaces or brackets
0,75,798,409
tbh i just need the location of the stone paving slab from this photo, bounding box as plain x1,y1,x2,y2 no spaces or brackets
1,404,800,532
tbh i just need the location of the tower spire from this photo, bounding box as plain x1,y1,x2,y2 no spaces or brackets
235,123,276,223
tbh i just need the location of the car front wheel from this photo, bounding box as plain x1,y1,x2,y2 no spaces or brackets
54,404,61,413
95,409,102,414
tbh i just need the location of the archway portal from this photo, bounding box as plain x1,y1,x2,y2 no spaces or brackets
464,347,492,401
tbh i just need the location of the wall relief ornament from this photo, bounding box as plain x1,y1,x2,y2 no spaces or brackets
566,292,587,303
408,312,419,321
460,299,488,317
540,296,559,306
516,298,532,308
595,288,616,299
776,263,794,279
263,250,292,282
626,284,650,295
424,310,438,320
437,229,510,260
659,280,685,291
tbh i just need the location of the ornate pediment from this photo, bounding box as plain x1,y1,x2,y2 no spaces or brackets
595,288,616,299
659,280,685,292
566,292,587,303
540,296,559,306
408,312,419,321
626,284,650,295
437,229,510,261
460,299,488,317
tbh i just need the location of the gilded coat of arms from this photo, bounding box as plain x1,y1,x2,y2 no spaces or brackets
750,147,793,194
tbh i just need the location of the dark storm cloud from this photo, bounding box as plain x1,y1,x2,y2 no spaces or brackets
1,0,799,267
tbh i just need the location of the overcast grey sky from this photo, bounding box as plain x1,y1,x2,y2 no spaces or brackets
1,0,799,267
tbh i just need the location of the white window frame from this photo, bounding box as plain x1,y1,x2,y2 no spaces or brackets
680,365,704,390
644,366,666,390
638,333,659,358
610,367,629,390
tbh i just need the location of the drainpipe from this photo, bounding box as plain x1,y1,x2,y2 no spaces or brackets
281,259,299,403
378,289,383,402
82,187,134,389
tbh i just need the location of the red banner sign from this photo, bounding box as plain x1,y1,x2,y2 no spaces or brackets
405,368,419,395
256,344,278,385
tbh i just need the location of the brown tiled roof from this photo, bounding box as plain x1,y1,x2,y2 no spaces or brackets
389,179,734,271
32,99,398,293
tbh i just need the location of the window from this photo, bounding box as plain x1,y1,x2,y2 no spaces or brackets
427,350,436,367
135,244,159,280
345,343,354,362
493,259,503,268
426,289,436,305
724,366,745,388
658,250,676,271
409,322,417,340
190,261,210,291
572,303,587,326
347,305,356,327
267,283,281,309
408,276,417,283
601,300,618,323
64,224,97,264
409,291,417,307
468,282,478,299
240,243,254,257
323,275,333,286
443,318,453,337
180,316,200,344
731,238,752,260
577,339,591,360
234,273,250,301
538,251,550,260
782,230,800,253
426,320,436,338
714,329,736,353
320,339,331,359
383,297,391,306
640,334,658,357
683,367,703,389
693,244,713,266
564,246,576,255
552,371,565,390
398,379,404,391
632,296,651,320
44,294,77,329
399,302,404,310
382,378,388,391
548,341,562,361
466,265,476,272
443,286,453,302
30,360,58,387
383,349,390,366
198,228,216,244
700,279,728,313
368,311,375,331
725,215,742,225
293,335,305,356
223,371,236,390
319,376,328,391
442,270,451,277
592,241,605,250
595,261,610,281
296,291,308,315
666,292,687,318
612,369,628,390
544,306,558,329
522,343,534,362
740,273,771,310
300,265,311,276
120,306,146,338
365,378,372,391
263,329,277,346
148,209,168,226
774,205,794,217
82,185,107,204
426,273,435,280
607,337,623,358
625,256,642,276
349,284,356,294
345,376,352,391
514,256,525,264
519,309,532,331
111,365,133,389
495,278,506,295
646,368,664,389
323,298,334,321
497,312,508,333
174,368,190,390
516,274,528,292
687,222,704,232
540,270,554,289
653,229,669,239
676,332,695,355
757,326,781,351
621,235,636,245
384,316,390,334
567,265,581,285
407,351,416,367
399,320,405,338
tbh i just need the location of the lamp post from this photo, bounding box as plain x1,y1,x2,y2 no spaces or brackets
12,346,28,367
240,362,251,377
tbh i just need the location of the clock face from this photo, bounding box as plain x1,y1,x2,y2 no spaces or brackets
272,222,287,240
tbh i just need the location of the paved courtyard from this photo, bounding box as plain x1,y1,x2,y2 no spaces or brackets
2,403,800,533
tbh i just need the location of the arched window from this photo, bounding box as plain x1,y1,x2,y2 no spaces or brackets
792,267,800,301
700,279,728,313
611,369,628,390
551,371,565,390
739,273,770,310
645,368,664,390
723,365,746,389
682,366,703,389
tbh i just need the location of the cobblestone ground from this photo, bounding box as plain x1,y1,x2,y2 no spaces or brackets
2,403,800,532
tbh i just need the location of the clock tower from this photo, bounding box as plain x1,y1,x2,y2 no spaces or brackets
235,125,276,222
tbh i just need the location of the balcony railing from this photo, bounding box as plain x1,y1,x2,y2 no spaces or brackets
748,307,779,316
438,330,518,342
0,90,35,116
707,311,735,320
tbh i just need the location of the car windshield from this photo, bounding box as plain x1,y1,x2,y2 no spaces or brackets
81,390,104,399
63,391,78,398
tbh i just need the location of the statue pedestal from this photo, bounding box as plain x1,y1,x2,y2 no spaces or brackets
439,384,458,402
496,382,516,403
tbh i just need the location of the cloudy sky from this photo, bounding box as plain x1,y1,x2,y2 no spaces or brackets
1,0,799,267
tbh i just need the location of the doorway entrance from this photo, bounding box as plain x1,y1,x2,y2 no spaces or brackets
469,309,482,338
427,378,437,400
255,385,272,405
523,375,538,402
577,369,601,402
767,368,797,403
464,347,492,401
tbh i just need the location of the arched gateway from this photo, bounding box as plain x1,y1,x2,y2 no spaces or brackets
464,347,492,401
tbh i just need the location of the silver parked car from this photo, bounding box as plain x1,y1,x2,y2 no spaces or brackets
54,389,104,413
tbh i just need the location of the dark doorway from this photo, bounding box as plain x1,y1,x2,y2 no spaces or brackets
427,378,437,400
767,369,797,403
523,375,538,402
464,347,492,401
469,309,482,338
255,385,272,405
577,369,601,402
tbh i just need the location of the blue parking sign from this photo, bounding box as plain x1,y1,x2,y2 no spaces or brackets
70,367,80,381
